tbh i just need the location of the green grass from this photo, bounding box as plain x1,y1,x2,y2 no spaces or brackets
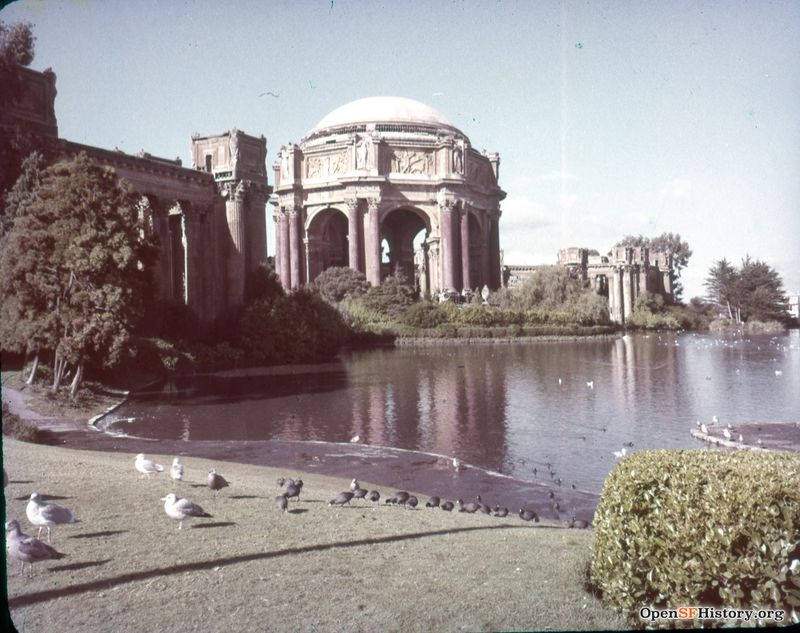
3,439,627,632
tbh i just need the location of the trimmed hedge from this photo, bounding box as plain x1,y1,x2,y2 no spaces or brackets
591,449,800,627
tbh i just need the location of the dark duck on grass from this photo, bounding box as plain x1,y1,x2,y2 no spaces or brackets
329,491,354,507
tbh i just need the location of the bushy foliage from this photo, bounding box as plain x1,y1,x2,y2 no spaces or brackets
400,301,455,328
240,290,347,363
2,402,47,443
362,271,417,319
705,256,789,324
312,266,370,303
591,449,800,627
616,232,692,302
505,266,584,311
245,264,284,305
0,153,158,394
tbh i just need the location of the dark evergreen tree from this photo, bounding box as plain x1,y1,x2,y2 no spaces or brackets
0,153,157,395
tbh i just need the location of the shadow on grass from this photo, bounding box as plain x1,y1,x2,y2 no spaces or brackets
8,524,534,608
9,480,34,485
287,509,308,515
69,530,128,539
49,559,111,572
190,521,236,529
13,494,74,501
229,495,260,500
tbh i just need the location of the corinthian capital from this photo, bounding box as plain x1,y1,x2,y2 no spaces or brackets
366,197,381,213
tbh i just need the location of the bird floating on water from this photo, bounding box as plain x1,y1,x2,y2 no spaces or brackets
586,380,594,389
613,447,628,459
135,453,164,478
711,415,719,424
26,493,79,543
700,423,708,434
161,493,212,529
5,519,67,576
723,428,732,441
349,435,361,443
518,508,539,522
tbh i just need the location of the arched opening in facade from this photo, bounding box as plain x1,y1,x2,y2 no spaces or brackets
381,206,430,286
306,207,349,283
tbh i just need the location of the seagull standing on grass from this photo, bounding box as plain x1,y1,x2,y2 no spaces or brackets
26,493,79,543
5,519,66,576
161,493,212,529
135,453,164,478
170,458,184,482
207,469,230,495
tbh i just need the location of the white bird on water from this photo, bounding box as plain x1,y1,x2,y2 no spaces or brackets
170,457,184,482
135,453,164,478
350,435,361,443
613,448,627,459
586,380,594,389
700,424,708,435
161,493,212,530
5,519,67,576
711,415,719,424
723,428,732,441
26,493,80,543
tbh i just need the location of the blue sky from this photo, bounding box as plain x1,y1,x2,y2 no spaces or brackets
3,0,799,299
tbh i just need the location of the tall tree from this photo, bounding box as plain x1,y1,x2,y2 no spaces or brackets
615,232,692,302
703,256,789,324
0,153,157,395
703,258,740,322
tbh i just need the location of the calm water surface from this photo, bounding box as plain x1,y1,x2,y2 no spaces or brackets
106,331,800,494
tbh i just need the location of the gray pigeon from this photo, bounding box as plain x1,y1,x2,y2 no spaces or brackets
328,491,354,507
457,499,479,513
6,519,66,576
275,494,288,512
284,482,301,502
368,490,380,503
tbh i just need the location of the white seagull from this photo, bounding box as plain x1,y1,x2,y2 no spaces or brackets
349,435,361,443
711,415,719,424
170,457,184,482
5,519,66,576
723,428,732,441
349,478,360,491
26,493,80,543
161,493,212,530
613,447,627,459
586,381,594,389
135,453,164,478
700,424,708,435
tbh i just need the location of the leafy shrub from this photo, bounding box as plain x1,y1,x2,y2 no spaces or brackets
245,264,284,305
240,289,347,363
401,301,453,328
362,271,417,319
2,402,47,443
312,266,370,303
629,308,681,330
591,449,800,627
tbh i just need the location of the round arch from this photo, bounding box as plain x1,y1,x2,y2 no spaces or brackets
380,205,431,288
306,207,349,283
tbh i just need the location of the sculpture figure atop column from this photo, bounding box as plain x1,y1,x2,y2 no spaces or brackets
453,141,463,174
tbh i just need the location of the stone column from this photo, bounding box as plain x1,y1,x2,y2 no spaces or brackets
439,199,456,292
246,186,267,274
623,267,633,323
460,205,472,291
225,182,247,306
615,268,625,324
273,212,283,283
479,212,490,291
488,210,501,290
366,198,381,286
346,198,362,272
288,207,302,290
279,209,291,290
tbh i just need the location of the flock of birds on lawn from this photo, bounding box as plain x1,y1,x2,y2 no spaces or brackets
4,450,590,577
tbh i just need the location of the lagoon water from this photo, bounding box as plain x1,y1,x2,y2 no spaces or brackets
106,331,799,496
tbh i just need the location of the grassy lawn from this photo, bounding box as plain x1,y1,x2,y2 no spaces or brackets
3,438,628,632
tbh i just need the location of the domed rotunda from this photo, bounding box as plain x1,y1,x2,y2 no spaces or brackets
271,96,506,297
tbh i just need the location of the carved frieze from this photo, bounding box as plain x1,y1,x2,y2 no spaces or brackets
305,150,349,178
390,149,434,175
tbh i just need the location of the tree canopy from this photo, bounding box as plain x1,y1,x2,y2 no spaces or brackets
614,232,692,302
704,256,789,324
0,153,157,395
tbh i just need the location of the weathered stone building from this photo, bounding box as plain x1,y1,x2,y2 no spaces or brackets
271,97,506,298
558,246,673,324
2,66,271,327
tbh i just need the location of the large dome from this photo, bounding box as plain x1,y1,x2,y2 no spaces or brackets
309,96,456,134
